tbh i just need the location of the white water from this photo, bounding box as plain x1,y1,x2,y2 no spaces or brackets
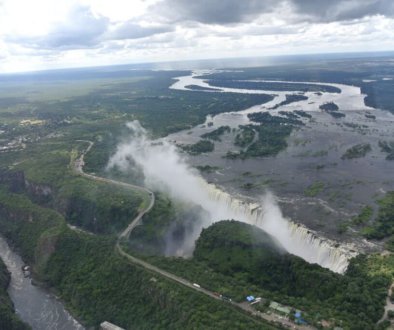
206,184,357,273
108,121,358,273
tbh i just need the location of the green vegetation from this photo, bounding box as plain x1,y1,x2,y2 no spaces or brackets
234,126,255,147
0,259,30,330
180,139,214,155
365,113,376,120
328,111,346,118
0,185,274,329
0,70,273,177
319,102,346,118
201,126,231,141
0,147,144,235
304,181,325,197
270,94,308,109
136,220,392,330
362,192,394,239
127,193,209,257
319,102,339,111
248,111,303,126
352,205,373,225
363,78,394,113
1,61,394,329
240,123,292,158
0,185,64,264
226,112,303,159
379,140,394,160
195,165,221,173
46,230,273,329
294,110,312,119
127,193,176,255
385,237,394,252
226,124,292,159
63,180,143,234
341,143,372,159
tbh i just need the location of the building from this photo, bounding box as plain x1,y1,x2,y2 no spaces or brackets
269,301,291,315
100,321,125,330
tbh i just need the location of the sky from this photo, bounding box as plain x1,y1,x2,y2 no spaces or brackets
0,0,394,73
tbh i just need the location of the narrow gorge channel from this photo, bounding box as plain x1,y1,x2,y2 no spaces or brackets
0,235,84,330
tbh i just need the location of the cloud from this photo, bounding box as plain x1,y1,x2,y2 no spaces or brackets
8,5,109,50
151,0,394,25
1,0,394,72
107,21,174,40
152,0,278,24
291,0,394,22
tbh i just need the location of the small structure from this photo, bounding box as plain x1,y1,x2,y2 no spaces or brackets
246,295,255,302
250,297,261,305
100,321,125,330
294,311,307,325
269,301,291,315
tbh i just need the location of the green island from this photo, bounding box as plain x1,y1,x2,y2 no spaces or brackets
319,102,339,112
270,94,308,109
201,125,231,141
180,139,215,154
319,102,346,118
195,165,221,173
225,112,302,159
341,143,372,159
234,125,256,147
379,140,394,160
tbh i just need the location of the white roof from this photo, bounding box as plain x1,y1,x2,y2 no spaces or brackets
100,321,125,330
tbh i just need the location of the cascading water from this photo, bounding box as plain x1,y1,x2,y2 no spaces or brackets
205,183,357,273
108,121,358,274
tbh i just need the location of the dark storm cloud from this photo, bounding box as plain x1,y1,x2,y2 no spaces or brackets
108,22,174,40
152,0,394,25
291,0,394,22
152,0,278,24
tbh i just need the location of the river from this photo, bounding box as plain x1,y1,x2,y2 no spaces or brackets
108,69,394,272
0,235,84,330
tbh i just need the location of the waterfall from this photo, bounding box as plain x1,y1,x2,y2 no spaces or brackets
204,182,358,274
108,120,358,274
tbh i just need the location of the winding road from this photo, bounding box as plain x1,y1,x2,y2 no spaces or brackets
72,140,314,330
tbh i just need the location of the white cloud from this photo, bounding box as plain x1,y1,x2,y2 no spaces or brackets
0,0,394,72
